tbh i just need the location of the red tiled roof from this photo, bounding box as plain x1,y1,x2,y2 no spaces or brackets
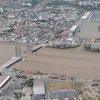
60,31,68,36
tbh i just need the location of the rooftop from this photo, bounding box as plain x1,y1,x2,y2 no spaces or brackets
33,79,45,95
49,90,76,100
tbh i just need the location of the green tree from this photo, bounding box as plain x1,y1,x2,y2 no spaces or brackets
27,78,33,87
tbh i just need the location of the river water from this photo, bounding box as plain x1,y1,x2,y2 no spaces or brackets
0,42,100,79
91,12,100,21
9,43,100,79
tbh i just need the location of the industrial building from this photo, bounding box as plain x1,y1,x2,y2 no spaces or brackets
69,25,78,36
49,90,77,100
81,12,91,20
33,79,45,100
0,75,11,89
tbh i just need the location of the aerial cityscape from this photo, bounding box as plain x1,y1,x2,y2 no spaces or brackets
0,0,100,100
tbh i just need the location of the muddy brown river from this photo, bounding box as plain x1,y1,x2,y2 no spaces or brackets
0,42,100,79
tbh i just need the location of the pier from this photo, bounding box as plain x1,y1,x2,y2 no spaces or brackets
31,45,42,53
0,57,21,71
0,42,22,71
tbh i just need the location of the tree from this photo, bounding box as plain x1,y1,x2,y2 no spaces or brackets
27,78,33,87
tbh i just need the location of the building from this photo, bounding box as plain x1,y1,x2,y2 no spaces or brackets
33,79,45,100
49,90,77,100
69,25,77,36
0,75,11,89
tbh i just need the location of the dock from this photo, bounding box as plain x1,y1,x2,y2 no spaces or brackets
0,57,21,71
31,45,42,53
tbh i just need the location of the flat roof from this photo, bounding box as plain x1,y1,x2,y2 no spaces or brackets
70,25,77,31
33,79,45,95
81,12,91,20
0,75,7,84
0,75,11,89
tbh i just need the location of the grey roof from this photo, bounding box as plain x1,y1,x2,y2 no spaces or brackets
49,90,76,100
34,94,45,100
33,79,45,95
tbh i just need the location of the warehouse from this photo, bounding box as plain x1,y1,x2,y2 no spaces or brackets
69,25,78,36
0,75,11,89
33,79,45,100
81,12,91,20
49,90,77,100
